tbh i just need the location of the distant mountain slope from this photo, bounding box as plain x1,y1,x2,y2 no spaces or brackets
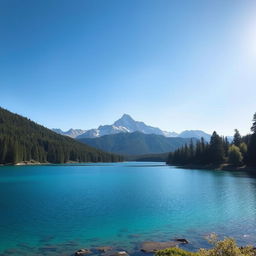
0,107,122,164
178,130,211,141
77,114,176,139
126,152,169,162
78,131,197,155
52,128,86,138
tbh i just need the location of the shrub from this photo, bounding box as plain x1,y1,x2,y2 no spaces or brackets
198,234,256,256
228,145,243,165
156,235,256,256
156,247,198,256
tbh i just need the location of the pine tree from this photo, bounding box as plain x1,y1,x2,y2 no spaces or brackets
208,131,225,164
251,113,256,134
233,129,242,147
246,113,256,166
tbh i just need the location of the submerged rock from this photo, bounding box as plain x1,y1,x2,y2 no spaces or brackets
140,241,179,253
75,248,92,255
95,246,113,253
175,238,189,244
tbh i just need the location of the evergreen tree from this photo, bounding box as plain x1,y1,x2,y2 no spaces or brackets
223,137,230,157
233,129,242,147
246,113,256,166
251,113,256,134
209,131,225,164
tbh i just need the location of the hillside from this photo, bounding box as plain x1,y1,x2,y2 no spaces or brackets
78,131,197,156
126,152,169,162
0,107,122,164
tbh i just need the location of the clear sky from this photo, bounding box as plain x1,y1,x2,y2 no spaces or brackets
1,0,256,135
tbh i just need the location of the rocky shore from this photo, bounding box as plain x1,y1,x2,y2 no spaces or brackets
72,238,189,256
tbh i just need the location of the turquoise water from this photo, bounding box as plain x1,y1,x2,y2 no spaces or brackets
0,162,256,255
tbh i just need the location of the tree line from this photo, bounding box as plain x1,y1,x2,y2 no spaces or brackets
167,113,256,167
0,107,123,164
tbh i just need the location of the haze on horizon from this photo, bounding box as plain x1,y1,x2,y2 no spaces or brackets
1,0,256,136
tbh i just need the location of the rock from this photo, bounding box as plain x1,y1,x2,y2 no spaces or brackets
140,241,178,253
95,246,113,253
175,238,189,244
75,248,91,255
112,251,129,256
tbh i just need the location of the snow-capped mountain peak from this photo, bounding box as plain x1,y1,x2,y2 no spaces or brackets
76,114,176,139
53,114,212,141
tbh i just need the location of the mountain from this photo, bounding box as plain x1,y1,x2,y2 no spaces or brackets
52,128,86,138
178,130,211,142
77,131,197,156
77,114,176,139
0,107,122,164
53,114,212,142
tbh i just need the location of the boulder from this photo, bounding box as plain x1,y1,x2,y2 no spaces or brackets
75,248,91,255
175,238,189,244
113,251,129,256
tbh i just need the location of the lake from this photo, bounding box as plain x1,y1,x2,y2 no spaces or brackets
0,162,256,255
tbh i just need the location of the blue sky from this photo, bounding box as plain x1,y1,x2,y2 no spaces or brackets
1,0,256,135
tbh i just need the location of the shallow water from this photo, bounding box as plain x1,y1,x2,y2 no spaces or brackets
0,162,256,255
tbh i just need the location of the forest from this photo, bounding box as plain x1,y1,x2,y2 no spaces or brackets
167,113,256,167
0,107,123,164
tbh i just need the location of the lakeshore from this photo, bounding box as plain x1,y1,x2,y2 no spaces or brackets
172,164,256,172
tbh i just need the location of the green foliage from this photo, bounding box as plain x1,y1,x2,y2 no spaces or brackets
198,234,256,256
156,248,198,256
228,145,243,166
156,236,256,256
239,142,248,156
0,107,123,164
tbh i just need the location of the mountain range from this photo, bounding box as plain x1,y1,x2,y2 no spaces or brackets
52,128,86,138
53,114,211,141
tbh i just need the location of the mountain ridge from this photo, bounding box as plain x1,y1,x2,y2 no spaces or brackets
52,128,86,138
53,114,211,141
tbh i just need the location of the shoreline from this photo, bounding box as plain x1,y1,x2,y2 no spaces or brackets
169,163,256,172
0,160,124,167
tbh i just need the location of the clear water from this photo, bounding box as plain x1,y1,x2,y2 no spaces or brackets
0,162,256,256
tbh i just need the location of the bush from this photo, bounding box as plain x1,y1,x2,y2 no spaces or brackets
156,235,256,256
228,145,243,165
198,234,256,256
156,247,198,256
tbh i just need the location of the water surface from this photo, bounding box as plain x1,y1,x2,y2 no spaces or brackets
0,162,256,255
